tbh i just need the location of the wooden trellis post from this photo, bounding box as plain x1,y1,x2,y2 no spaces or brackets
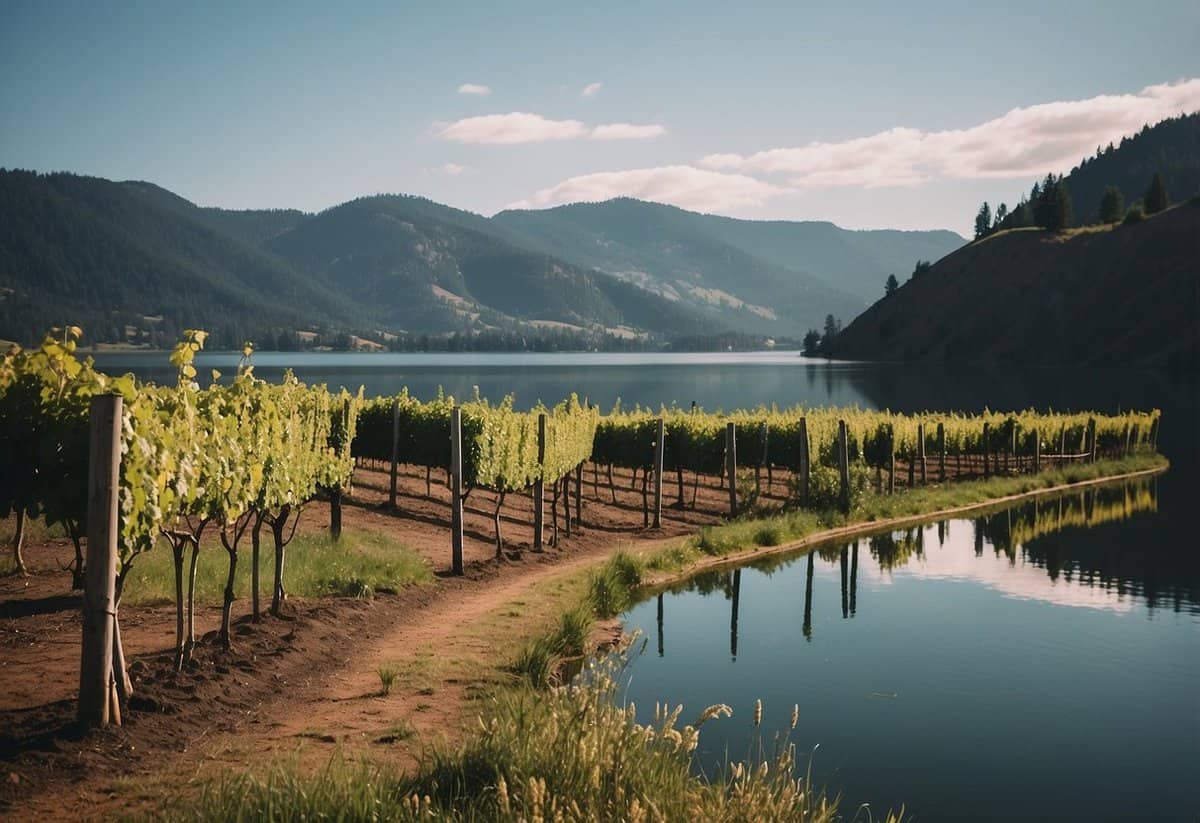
725,422,738,517
80,394,121,728
917,423,927,485
837,420,851,510
983,421,991,477
389,397,400,510
450,407,464,575
936,422,946,482
797,417,810,505
887,423,896,494
574,463,583,526
652,417,665,528
533,413,546,551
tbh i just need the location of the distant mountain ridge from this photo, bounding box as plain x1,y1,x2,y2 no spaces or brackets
493,198,963,333
0,170,963,347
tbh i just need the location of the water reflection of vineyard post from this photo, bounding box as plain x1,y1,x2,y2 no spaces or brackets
658,479,1162,647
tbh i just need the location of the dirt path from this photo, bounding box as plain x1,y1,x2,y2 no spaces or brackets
1,462,721,820
1,460,1163,821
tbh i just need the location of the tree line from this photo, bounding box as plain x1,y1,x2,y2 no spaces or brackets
973,171,1172,240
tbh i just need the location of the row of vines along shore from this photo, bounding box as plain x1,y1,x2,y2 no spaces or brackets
1,327,1161,727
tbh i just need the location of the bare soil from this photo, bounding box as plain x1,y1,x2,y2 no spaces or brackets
0,461,745,821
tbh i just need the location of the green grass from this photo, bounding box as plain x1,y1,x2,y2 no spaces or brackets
173,651,861,823
157,455,1158,822
681,453,1166,566
121,528,433,606
377,664,399,695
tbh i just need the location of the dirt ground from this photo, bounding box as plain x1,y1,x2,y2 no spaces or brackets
0,450,1076,820
0,461,755,821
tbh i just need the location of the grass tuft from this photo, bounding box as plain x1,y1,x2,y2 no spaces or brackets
377,664,399,695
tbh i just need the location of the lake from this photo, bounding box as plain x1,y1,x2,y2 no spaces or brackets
92,350,1199,820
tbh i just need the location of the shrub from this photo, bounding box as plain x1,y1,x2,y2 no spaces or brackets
1122,204,1145,225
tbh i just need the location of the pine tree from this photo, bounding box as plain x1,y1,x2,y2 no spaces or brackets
993,203,1008,229
1098,186,1124,223
974,202,992,239
1143,172,1169,214
1045,179,1073,231
802,329,821,357
884,274,899,297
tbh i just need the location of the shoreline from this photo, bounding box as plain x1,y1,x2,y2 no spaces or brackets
635,461,1169,593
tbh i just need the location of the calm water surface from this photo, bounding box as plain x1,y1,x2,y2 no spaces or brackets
93,351,1198,820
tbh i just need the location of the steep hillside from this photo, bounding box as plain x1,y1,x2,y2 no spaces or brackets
0,173,719,347
0,170,358,347
1063,113,1200,223
493,198,872,335
830,202,1200,368
265,195,717,336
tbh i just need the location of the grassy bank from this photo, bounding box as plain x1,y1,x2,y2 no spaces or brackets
158,455,1161,822
121,528,433,606
178,647,858,823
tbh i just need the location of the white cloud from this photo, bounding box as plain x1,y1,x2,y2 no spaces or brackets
437,113,665,144
581,81,603,98
438,162,466,176
589,123,666,140
438,112,588,144
702,78,1200,187
506,165,786,212
457,83,492,96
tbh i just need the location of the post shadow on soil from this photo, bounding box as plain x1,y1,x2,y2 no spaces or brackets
0,593,80,619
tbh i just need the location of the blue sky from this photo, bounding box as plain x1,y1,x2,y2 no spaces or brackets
2,0,1198,235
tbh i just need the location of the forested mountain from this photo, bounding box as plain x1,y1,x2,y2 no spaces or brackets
0,172,719,347
263,194,716,336
1063,113,1200,224
0,171,356,348
972,114,1200,238
830,201,1200,368
493,198,962,333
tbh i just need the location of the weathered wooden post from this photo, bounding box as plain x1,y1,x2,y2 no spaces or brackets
389,397,400,510
887,423,896,494
936,422,946,482
917,423,927,485
449,407,464,575
798,417,811,505
652,417,665,528
837,419,851,510
982,421,991,477
725,422,738,517
329,397,350,540
80,394,121,728
533,413,546,551
574,463,583,526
